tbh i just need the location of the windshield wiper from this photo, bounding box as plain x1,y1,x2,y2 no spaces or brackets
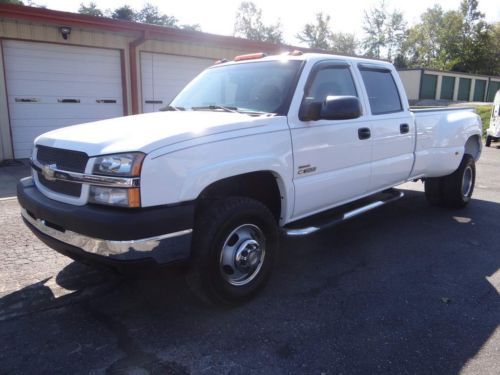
191,105,240,113
159,105,185,111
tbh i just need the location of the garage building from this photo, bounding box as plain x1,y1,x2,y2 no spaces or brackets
398,68,500,104
0,4,294,161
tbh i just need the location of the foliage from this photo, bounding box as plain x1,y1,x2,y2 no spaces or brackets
361,0,406,61
0,0,24,4
475,105,493,136
402,0,498,75
330,32,358,55
234,1,283,44
78,2,103,17
296,12,357,55
296,12,333,50
362,1,387,59
77,2,197,30
180,24,202,32
136,3,177,26
111,5,136,21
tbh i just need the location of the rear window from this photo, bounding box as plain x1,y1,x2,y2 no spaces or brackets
359,68,402,115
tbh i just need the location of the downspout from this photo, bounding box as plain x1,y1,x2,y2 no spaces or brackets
129,31,148,115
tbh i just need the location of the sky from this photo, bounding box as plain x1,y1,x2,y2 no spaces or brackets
34,0,500,45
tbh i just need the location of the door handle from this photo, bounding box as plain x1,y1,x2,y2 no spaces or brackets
400,123,410,134
358,127,371,140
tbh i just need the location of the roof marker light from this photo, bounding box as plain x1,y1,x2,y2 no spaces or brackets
234,52,267,61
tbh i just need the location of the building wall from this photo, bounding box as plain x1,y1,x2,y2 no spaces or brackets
398,68,500,103
0,17,269,160
397,70,421,100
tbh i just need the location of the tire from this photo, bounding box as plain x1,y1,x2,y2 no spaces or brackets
424,177,444,206
485,136,492,147
441,154,476,208
187,197,279,305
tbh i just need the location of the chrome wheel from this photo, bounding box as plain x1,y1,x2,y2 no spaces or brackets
219,224,266,286
462,165,473,197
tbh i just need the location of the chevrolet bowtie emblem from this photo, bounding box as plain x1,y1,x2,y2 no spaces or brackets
42,164,57,181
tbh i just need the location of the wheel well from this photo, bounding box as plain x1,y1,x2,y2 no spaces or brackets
197,172,282,222
464,135,481,161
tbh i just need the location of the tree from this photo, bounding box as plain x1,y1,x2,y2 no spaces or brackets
78,2,103,17
455,0,494,74
136,3,177,26
385,10,406,61
330,32,358,55
181,24,202,32
0,0,24,4
296,12,333,50
111,5,136,21
362,1,387,58
403,5,448,68
234,1,283,43
402,0,498,75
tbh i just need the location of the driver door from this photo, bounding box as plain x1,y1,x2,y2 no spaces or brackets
288,62,372,220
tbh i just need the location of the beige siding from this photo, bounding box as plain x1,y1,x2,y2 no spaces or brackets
0,39,13,160
0,18,264,160
397,70,421,100
0,19,133,48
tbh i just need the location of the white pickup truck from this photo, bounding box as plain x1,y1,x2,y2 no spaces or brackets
18,52,482,304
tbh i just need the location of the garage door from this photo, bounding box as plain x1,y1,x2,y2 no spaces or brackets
141,52,213,112
3,40,124,158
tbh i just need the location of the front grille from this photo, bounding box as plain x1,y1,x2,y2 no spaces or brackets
36,146,88,197
37,146,88,173
37,172,82,197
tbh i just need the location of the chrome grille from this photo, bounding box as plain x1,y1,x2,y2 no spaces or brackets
36,146,89,197
37,146,88,173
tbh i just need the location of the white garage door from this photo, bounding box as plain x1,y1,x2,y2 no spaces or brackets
141,52,213,112
3,40,124,158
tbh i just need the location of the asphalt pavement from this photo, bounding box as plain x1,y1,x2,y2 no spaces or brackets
0,145,499,374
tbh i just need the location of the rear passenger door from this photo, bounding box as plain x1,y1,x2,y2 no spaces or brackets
358,65,415,191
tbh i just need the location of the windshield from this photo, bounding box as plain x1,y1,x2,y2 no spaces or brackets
170,60,303,115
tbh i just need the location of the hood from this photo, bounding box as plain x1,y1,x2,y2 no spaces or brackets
35,111,266,156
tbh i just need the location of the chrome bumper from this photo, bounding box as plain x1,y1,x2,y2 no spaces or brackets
21,208,192,263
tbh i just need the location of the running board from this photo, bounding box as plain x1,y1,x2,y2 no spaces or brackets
284,190,404,237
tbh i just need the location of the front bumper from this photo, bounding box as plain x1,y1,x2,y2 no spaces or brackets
17,177,194,267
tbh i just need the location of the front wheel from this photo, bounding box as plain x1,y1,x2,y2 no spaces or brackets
187,197,279,305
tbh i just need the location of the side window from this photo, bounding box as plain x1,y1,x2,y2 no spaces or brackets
305,66,358,103
359,68,402,115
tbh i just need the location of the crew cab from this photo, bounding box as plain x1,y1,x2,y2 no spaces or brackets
17,52,482,304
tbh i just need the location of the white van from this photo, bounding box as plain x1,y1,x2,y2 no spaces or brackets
486,89,500,147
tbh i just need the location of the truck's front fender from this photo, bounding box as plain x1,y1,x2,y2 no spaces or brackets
140,130,295,223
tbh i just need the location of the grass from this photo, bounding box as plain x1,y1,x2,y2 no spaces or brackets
474,105,493,136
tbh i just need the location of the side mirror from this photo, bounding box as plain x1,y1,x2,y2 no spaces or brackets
320,96,362,120
299,96,362,121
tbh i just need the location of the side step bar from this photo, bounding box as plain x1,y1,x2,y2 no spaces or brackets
284,190,404,237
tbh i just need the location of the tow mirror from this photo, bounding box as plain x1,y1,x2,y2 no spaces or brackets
299,96,362,121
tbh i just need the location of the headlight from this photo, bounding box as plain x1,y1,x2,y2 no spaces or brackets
93,152,144,177
90,152,144,208
89,186,141,208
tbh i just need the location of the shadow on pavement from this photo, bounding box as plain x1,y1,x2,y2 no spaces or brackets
0,189,498,374
0,159,30,199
